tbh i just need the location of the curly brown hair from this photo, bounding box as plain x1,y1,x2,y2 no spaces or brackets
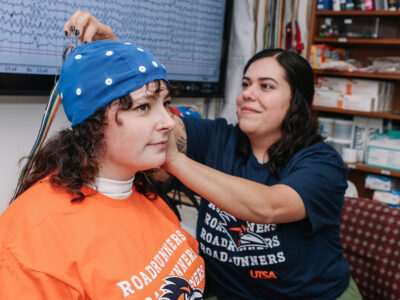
13,80,174,202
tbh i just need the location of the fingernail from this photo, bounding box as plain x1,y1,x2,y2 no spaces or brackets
70,26,75,32
64,31,68,37
75,29,80,36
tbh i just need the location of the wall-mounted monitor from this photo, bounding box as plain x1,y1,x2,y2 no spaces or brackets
0,0,232,97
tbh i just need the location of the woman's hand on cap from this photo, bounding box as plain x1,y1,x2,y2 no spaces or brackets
63,10,117,44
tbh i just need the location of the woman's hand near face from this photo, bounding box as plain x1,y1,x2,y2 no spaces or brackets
162,114,187,172
163,126,182,171
63,10,116,44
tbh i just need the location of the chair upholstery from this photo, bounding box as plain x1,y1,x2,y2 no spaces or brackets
341,197,400,300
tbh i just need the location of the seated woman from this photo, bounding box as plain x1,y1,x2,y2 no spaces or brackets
0,41,205,299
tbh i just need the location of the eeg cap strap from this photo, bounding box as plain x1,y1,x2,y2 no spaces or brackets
58,41,168,127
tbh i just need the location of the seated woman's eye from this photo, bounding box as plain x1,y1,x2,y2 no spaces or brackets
134,104,150,111
241,81,249,88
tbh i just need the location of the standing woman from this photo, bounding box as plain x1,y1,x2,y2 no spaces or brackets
64,11,362,299
166,49,361,300
0,41,205,299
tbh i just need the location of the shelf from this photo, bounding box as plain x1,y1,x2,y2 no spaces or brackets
346,162,400,178
316,10,400,17
314,37,400,45
308,0,400,198
312,106,400,120
313,69,400,80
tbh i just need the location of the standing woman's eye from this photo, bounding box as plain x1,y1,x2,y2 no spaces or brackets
261,83,272,90
241,81,249,88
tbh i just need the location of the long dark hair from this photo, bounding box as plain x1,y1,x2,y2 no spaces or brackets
13,80,174,202
236,49,323,177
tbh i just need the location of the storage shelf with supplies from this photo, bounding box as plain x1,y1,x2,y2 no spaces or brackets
307,0,400,199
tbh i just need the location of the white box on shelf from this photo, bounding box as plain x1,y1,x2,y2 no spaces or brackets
365,174,400,191
366,138,400,171
383,82,395,112
350,116,368,162
341,94,374,112
346,78,380,97
315,76,347,93
315,77,389,112
314,88,339,108
373,81,386,112
365,118,384,162
372,190,400,206
351,117,384,163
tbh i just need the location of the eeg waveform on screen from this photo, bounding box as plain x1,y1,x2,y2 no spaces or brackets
0,0,226,82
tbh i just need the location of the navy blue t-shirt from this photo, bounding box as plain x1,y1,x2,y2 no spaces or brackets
183,117,350,300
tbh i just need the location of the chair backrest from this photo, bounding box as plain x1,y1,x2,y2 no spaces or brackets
341,197,400,300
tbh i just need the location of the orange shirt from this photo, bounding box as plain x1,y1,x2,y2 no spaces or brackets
0,178,205,299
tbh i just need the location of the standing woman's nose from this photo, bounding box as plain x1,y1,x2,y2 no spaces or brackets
242,83,257,101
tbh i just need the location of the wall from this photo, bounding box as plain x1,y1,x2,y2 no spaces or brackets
0,96,69,213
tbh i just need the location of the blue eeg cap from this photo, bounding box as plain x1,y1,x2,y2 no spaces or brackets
58,40,168,127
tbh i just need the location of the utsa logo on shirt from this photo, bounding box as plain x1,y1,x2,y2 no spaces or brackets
161,277,203,300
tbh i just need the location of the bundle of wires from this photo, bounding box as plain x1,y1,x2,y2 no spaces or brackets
11,42,76,202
